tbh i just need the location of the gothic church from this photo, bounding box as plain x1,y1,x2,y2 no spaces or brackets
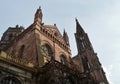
0,7,108,84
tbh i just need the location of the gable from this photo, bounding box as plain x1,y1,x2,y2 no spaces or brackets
43,25,65,42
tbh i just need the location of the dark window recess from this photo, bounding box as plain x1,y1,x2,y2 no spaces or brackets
82,56,90,72
54,32,58,37
60,55,67,65
8,34,13,41
19,45,25,58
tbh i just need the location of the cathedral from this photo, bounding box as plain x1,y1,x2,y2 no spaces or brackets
0,7,108,84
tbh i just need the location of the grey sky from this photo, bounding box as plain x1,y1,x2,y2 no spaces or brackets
0,0,120,84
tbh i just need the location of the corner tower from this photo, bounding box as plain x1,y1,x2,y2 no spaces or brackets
73,18,109,84
0,25,24,50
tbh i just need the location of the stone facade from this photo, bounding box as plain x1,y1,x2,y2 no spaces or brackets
0,51,36,84
0,7,108,84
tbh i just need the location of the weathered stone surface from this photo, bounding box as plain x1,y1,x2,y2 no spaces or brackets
0,8,108,84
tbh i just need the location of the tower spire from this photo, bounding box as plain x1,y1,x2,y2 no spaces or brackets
39,6,41,10
75,18,93,53
75,18,85,34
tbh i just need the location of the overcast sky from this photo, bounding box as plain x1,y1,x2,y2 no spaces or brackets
0,0,120,84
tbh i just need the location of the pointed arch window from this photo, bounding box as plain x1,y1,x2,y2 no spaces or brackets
0,71,2,76
82,42,85,49
82,56,90,72
60,55,67,65
1,76,21,84
8,34,13,41
19,45,25,58
80,36,84,40
41,44,53,57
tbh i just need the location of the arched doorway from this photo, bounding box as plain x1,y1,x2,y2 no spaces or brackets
0,76,21,84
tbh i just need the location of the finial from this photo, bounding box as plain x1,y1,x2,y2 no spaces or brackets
39,6,41,10
75,17,79,23
37,6,42,11
64,28,65,32
63,28,66,34
16,24,19,28
54,24,56,26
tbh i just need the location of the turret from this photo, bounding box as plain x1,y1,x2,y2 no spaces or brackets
63,29,70,46
34,7,43,25
0,25,24,50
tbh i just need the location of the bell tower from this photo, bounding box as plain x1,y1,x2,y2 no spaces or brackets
74,18,109,84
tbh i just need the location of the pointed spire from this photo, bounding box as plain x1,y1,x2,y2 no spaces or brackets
75,18,84,33
63,29,70,46
34,6,43,24
35,6,42,15
39,6,41,10
63,28,67,37
63,29,66,35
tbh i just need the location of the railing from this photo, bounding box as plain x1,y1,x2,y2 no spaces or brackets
0,51,34,68
39,26,71,53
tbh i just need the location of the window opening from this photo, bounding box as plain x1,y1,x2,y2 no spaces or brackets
41,44,53,57
19,45,25,58
60,55,67,65
8,34,13,41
